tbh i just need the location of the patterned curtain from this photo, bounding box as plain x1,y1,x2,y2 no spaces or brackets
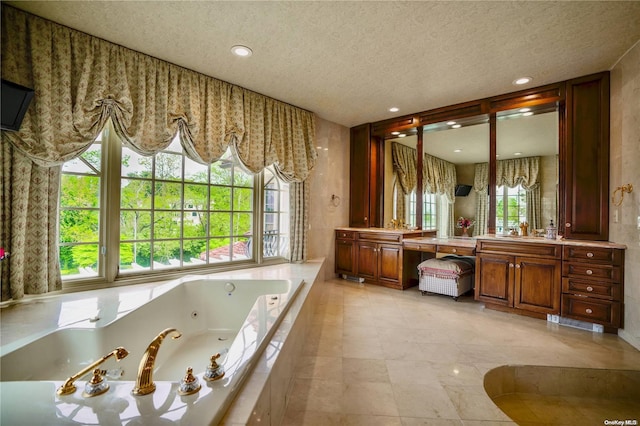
473,163,489,236
391,143,417,221
423,153,456,236
497,156,541,230
473,157,541,236
0,6,317,300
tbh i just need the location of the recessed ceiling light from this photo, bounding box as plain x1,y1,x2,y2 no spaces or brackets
454,149,462,153
391,131,400,135
519,108,531,113
451,124,461,129
389,107,399,112
522,111,534,117
231,45,253,57
398,134,406,138
513,77,532,85
446,121,456,125
514,152,522,156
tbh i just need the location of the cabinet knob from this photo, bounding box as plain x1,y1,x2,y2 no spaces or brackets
364,217,368,221
452,248,457,253
509,263,514,268
586,252,594,258
515,264,521,269
586,308,593,314
417,245,421,250
586,269,593,275
587,286,594,292
565,223,571,228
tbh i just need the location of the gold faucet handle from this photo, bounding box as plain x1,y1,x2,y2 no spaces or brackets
209,353,221,368
203,353,225,381
178,367,201,396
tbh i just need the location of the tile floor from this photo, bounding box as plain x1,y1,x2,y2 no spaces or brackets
282,278,640,425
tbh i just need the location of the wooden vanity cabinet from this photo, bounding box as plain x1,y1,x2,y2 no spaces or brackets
335,230,356,276
335,229,422,289
561,245,624,328
475,240,562,317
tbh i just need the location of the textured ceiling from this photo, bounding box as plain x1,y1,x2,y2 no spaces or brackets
6,1,640,128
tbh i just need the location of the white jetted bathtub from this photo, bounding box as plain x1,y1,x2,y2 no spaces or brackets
0,276,304,425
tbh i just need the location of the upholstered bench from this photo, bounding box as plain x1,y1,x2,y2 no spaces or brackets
417,255,475,301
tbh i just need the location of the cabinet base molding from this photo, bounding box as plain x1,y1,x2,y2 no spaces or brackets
482,302,619,334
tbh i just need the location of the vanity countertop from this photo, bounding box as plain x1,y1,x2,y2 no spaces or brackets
335,227,430,235
475,234,627,249
403,237,477,248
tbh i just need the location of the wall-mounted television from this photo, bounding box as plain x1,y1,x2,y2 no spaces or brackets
455,184,473,197
1,79,34,131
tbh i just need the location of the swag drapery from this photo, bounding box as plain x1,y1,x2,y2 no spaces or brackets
390,143,456,235
474,156,542,236
0,6,316,300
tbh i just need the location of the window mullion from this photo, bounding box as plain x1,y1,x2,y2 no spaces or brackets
103,122,122,282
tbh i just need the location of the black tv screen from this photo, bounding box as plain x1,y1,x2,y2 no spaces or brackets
1,79,34,131
455,184,473,197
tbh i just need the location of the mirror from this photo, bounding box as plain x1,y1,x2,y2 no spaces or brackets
383,115,490,237
495,105,559,236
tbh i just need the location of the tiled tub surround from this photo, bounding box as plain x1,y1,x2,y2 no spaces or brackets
484,365,640,424
0,260,326,425
283,278,640,425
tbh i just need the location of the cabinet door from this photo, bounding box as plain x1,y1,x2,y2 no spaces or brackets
377,243,402,285
335,239,356,275
564,72,610,240
475,253,513,306
349,124,383,228
514,257,561,314
356,241,378,281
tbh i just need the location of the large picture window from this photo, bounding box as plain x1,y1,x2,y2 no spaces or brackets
59,123,288,282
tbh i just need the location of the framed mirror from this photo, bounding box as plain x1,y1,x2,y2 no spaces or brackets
494,104,559,236
383,115,490,237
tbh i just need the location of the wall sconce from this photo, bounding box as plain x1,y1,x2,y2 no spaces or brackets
612,184,633,206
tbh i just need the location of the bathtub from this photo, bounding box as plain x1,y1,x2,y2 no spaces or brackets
0,276,304,425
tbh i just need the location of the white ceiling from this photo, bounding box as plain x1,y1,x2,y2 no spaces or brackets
6,1,640,128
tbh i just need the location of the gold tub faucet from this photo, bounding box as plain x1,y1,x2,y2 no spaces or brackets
56,346,129,396
132,328,182,396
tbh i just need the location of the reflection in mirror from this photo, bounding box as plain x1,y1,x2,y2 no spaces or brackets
495,105,558,236
384,116,490,237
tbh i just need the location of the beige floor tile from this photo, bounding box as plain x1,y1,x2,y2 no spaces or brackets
284,279,640,425
286,378,343,413
343,414,404,425
282,409,343,426
343,358,390,383
343,337,385,359
295,356,343,380
342,382,399,416
392,382,460,419
386,359,439,385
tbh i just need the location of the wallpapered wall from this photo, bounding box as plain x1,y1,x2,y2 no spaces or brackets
611,40,640,350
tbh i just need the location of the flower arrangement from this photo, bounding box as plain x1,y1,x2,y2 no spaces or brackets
0,247,8,261
456,217,475,229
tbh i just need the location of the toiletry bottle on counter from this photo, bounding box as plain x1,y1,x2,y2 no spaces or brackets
545,220,557,240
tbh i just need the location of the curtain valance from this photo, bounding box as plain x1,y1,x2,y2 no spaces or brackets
391,142,418,195
1,6,316,180
423,153,456,204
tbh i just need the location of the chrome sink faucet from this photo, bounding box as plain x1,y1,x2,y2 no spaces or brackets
132,328,182,396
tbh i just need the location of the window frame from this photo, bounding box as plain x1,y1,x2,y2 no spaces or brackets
60,122,289,291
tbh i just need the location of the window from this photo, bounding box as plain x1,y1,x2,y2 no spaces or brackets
59,135,103,278
406,190,437,229
59,123,288,283
496,184,526,234
262,167,289,259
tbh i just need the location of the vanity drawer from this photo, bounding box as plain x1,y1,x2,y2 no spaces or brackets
561,294,621,327
562,278,621,301
437,245,475,256
403,242,436,252
357,232,401,243
336,230,355,240
563,246,623,265
477,240,560,258
562,262,622,282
